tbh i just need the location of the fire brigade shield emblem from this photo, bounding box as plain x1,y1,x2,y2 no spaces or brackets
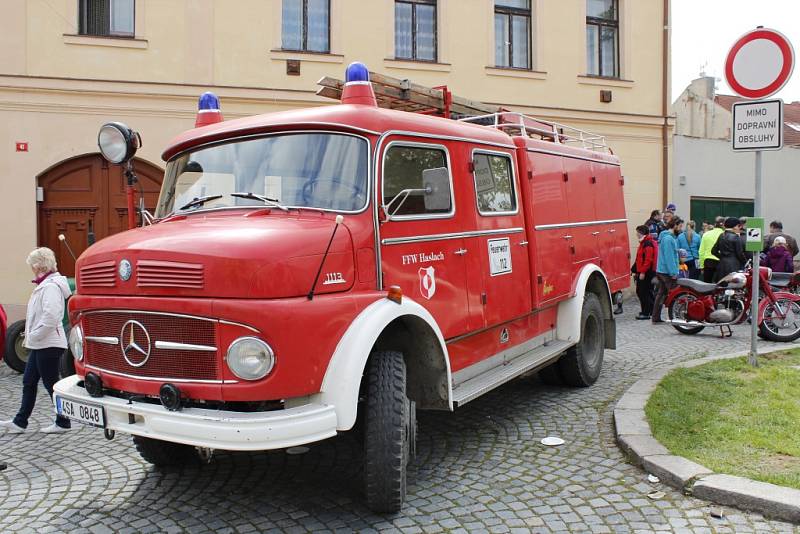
418,266,436,300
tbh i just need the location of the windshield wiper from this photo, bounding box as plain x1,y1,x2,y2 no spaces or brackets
178,194,223,211
231,192,289,212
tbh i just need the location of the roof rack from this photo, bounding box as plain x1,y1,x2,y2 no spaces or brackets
459,112,611,154
317,73,610,153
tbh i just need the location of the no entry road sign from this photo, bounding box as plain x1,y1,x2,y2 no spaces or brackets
732,99,783,151
725,28,794,99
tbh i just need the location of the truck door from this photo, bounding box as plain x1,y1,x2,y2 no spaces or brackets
591,160,628,282
378,139,474,339
468,149,531,327
563,157,600,265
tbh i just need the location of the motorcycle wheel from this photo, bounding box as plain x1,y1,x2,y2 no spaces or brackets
667,291,705,335
759,298,800,342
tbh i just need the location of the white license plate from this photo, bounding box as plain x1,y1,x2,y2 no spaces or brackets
55,396,106,428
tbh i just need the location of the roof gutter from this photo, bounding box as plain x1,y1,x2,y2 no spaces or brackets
661,0,671,206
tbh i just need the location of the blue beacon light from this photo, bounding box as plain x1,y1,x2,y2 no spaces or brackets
198,91,221,111
195,91,223,127
345,62,370,84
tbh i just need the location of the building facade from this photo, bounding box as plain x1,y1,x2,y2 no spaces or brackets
672,76,800,233
0,0,671,319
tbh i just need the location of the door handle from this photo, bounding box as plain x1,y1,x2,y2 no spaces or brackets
454,248,468,255
518,241,529,246
592,231,600,236
563,235,573,240
608,229,616,233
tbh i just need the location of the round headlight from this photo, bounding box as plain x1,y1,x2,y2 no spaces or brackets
98,122,140,164
226,337,274,381
69,325,84,361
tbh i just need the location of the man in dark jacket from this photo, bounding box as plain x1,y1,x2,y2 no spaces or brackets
763,220,799,257
633,225,658,320
712,217,747,282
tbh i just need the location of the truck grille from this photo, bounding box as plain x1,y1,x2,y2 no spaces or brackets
137,260,204,289
83,311,219,381
80,261,116,288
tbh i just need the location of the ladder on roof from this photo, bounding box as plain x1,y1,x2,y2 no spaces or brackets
316,71,611,154
317,70,500,117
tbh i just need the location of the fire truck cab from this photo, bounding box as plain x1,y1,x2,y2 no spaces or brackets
54,63,629,513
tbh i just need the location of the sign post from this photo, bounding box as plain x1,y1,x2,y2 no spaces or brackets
745,218,765,366
725,27,794,367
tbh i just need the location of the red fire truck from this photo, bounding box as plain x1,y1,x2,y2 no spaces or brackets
54,63,629,512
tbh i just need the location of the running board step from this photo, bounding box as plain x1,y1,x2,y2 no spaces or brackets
451,339,573,407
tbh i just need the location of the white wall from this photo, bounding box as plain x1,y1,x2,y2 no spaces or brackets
673,135,800,236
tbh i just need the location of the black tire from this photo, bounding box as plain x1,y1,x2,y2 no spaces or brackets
59,348,75,379
538,361,563,385
667,291,706,335
4,320,29,373
132,435,198,467
759,298,800,342
363,350,413,514
558,293,605,387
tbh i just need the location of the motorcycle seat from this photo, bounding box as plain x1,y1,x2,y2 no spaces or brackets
676,278,717,294
770,272,793,288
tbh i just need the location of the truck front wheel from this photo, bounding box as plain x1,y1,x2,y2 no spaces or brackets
133,436,199,467
363,350,414,514
558,293,605,387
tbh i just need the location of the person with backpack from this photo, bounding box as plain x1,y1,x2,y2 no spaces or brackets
633,225,658,320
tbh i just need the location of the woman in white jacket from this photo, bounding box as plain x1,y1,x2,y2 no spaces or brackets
1,248,72,434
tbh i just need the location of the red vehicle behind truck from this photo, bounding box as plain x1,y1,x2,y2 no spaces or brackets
54,63,630,512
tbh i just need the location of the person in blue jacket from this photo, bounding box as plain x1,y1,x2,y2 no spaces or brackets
652,217,684,323
676,220,701,279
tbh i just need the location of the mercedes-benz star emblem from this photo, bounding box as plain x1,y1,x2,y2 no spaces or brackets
120,320,151,367
119,259,132,281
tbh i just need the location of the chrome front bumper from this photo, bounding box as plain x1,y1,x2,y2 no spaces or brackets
53,375,338,451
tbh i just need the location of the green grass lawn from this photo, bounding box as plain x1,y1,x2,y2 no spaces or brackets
646,350,800,490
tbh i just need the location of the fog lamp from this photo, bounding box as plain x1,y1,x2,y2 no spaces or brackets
85,372,103,398
159,383,182,412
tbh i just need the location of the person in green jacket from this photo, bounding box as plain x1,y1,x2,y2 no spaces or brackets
699,216,724,283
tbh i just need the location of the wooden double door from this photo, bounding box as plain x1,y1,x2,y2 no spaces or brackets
37,155,163,277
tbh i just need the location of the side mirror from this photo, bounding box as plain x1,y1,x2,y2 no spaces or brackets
97,122,141,165
422,167,450,212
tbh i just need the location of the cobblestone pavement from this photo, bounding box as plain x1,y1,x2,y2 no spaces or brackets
1,308,799,533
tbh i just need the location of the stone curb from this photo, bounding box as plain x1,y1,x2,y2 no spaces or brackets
613,342,800,524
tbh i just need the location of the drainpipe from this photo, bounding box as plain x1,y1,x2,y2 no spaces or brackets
661,0,670,206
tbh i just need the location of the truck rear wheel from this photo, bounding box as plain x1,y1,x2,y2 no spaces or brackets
558,293,605,387
133,436,199,467
4,320,29,373
363,350,414,514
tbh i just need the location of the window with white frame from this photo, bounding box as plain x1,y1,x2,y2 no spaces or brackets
79,0,135,37
495,0,531,70
282,0,330,53
395,0,437,62
586,0,619,78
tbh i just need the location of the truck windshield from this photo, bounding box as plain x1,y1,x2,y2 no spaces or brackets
156,132,369,217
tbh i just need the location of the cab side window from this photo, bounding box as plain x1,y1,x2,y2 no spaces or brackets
383,144,452,217
472,152,517,214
